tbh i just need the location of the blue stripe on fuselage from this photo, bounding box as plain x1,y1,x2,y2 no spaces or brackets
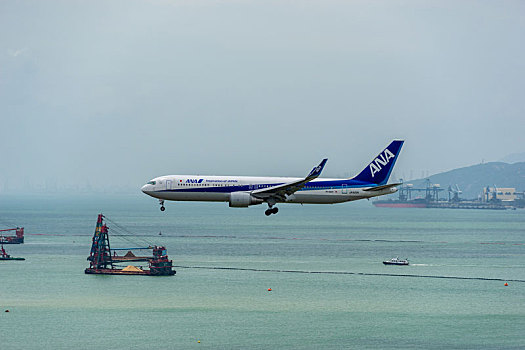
157,179,377,194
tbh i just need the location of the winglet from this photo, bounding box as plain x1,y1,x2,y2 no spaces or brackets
307,158,328,180
251,158,328,199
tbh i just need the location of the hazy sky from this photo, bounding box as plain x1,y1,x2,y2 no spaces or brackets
1,0,524,192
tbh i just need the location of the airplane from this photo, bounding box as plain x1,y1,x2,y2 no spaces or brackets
141,140,404,216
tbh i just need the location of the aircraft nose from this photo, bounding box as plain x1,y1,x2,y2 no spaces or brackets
141,184,150,194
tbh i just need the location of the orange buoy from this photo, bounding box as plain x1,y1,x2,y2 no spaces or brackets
268,288,272,291
504,283,508,286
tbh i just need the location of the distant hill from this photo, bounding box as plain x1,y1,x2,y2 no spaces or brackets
500,152,525,164
404,162,525,200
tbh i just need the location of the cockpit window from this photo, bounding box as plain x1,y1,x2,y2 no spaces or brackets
147,181,156,185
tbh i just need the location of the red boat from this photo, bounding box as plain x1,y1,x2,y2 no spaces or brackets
373,201,427,208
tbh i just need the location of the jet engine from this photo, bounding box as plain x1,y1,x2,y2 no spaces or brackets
229,192,264,207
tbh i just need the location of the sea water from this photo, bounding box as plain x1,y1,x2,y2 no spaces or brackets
0,194,524,349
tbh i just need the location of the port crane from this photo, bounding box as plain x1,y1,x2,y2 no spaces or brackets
448,184,462,202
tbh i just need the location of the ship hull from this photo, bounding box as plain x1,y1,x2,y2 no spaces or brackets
383,261,409,265
373,201,427,208
373,201,508,210
0,237,24,244
84,268,175,276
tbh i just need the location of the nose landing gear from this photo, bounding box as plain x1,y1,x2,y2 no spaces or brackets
159,199,165,212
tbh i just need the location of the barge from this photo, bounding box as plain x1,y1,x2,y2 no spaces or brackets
0,227,24,244
84,214,175,276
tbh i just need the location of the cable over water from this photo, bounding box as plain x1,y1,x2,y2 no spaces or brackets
173,265,525,283
103,217,154,248
0,219,19,228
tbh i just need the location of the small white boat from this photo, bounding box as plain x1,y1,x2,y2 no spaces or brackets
383,257,409,265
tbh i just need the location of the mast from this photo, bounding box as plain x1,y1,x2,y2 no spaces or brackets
87,214,113,269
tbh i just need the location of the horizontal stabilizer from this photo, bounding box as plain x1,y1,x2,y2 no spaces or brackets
363,183,401,192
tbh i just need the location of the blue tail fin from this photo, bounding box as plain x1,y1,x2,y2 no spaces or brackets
351,140,404,185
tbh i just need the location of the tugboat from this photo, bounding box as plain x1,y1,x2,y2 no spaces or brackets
0,244,25,261
383,257,409,265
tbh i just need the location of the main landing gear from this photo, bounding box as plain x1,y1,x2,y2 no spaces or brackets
159,199,165,212
265,207,279,216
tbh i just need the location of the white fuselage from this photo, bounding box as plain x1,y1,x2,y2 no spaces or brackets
141,175,397,205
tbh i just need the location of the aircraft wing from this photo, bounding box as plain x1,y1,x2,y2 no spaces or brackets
363,183,401,192
251,158,328,203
